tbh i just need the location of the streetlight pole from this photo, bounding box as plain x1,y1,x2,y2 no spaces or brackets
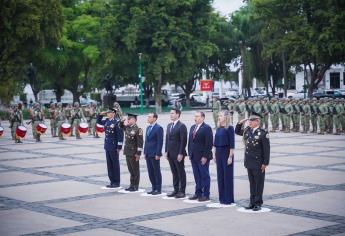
138,53,143,114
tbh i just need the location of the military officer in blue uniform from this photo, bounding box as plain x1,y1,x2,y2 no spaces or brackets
235,112,270,211
97,108,124,188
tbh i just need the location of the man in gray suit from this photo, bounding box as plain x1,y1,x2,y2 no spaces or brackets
165,108,188,198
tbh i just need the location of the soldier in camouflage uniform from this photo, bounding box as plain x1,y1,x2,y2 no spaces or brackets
71,102,85,139
113,102,123,122
261,99,269,130
212,97,221,128
340,98,345,133
333,99,343,135
269,98,279,132
120,113,144,191
65,103,74,136
318,98,328,135
83,104,92,135
301,99,311,133
291,99,300,132
49,103,57,137
310,98,318,133
236,98,246,123
226,100,235,125
90,103,100,138
9,104,23,143
283,99,293,133
56,103,66,140
29,103,45,142
325,98,334,134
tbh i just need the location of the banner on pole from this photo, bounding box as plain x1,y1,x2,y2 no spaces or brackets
200,80,213,91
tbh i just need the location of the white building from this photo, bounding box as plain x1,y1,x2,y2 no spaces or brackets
295,65,345,92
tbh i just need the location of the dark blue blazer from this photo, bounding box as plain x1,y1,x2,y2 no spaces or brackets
188,122,213,160
144,123,164,157
97,115,124,151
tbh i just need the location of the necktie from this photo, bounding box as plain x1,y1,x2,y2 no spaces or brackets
192,125,198,139
147,125,152,137
170,123,175,133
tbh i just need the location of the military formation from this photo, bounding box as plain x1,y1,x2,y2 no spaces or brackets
212,97,345,135
8,101,107,143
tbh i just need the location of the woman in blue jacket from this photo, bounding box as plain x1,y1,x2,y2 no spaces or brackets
214,110,235,205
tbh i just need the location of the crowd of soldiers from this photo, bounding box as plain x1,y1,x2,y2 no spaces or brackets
8,101,124,143
212,97,345,135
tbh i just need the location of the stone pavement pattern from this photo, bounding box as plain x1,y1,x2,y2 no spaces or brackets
0,111,344,236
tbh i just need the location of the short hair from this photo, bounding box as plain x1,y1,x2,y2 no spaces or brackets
170,108,181,117
150,112,158,120
196,111,205,118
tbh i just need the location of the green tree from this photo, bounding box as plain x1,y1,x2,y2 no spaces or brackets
0,0,63,104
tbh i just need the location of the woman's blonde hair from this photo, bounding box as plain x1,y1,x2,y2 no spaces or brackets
217,110,231,128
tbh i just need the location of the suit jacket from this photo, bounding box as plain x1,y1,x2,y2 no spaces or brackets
235,123,270,169
188,122,213,160
97,115,124,151
144,123,164,157
165,120,187,159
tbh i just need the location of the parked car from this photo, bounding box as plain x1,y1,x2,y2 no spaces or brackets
336,89,345,96
287,90,306,99
313,90,345,99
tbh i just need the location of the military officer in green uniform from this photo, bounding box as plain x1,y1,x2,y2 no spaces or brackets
291,99,300,132
283,99,293,133
120,113,144,191
270,98,279,132
326,98,334,134
236,99,246,123
90,102,100,138
56,102,66,140
226,99,235,125
65,103,74,136
340,98,345,133
29,103,45,142
49,103,57,137
212,97,221,128
71,102,85,139
9,104,23,143
301,99,311,133
310,98,318,133
318,98,328,135
83,104,92,135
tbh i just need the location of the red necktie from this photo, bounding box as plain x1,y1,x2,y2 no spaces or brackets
192,125,198,139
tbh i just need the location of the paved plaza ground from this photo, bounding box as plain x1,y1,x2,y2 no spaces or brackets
0,110,344,236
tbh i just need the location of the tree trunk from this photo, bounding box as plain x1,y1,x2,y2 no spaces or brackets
154,72,163,113
33,92,39,103
282,52,287,97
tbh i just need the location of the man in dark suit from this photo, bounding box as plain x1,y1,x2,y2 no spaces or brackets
97,108,124,188
235,112,270,211
188,111,213,201
144,113,164,195
165,108,188,198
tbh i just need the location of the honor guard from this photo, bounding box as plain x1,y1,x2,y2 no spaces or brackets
71,102,85,139
9,104,23,143
120,113,144,192
49,103,58,137
56,103,67,140
90,102,100,138
29,103,45,142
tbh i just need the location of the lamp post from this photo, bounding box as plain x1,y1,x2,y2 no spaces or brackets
138,53,143,114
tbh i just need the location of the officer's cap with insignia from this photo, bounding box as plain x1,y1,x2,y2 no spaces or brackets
106,108,116,113
248,112,262,120
127,113,138,120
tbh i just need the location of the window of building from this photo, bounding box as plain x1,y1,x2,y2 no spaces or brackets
330,72,340,89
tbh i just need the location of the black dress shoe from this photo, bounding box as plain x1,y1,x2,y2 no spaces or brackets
175,192,186,198
147,190,154,194
198,196,210,202
152,190,161,195
125,186,133,191
188,195,199,200
245,205,255,210
253,205,262,211
167,192,177,197
128,187,136,192
111,184,120,188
